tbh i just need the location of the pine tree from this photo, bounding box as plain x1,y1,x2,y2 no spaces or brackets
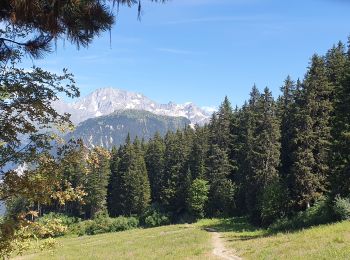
278,76,296,210
234,87,260,214
84,147,111,218
330,42,350,198
107,146,123,217
212,96,234,151
325,42,347,90
160,131,190,215
107,135,150,216
290,55,333,209
189,125,209,179
124,137,151,215
205,144,235,216
246,87,281,223
229,107,241,179
145,132,165,203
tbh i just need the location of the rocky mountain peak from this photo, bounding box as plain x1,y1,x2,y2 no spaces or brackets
54,87,211,125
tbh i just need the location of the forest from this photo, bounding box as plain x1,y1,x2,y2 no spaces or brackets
6,38,350,234
1,1,350,258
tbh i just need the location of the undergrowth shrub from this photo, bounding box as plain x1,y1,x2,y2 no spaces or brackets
141,205,170,227
72,216,139,236
333,196,350,220
32,213,75,238
269,197,333,231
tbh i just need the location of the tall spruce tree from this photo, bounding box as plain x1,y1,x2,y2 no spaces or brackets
107,146,123,217
235,87,260,214
325,42,347,91
145,132,165,203
278,76,296,210
205,144,235,216
245,87,281,223
161,131,190,216
107,135,150,216
84,147,111,218
290,55,333,209
330,42,350,198
230,104,249,213
212,96,234,151
124,137,151,215
189,125,209,180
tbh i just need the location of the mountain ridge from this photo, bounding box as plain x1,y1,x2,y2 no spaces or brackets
68,109,190,148
53,87,211,126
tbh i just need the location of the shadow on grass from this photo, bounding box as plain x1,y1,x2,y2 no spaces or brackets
201,217,334,242
202,217,258,233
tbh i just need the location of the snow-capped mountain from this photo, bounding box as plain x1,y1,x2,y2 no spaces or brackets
53,88,211,125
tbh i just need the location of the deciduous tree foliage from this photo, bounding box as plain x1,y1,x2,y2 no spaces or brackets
0,0,169,257
84,147,111,219
3,14,350,258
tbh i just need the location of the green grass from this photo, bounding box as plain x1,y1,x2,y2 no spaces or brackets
197,218,350,260
14,218,350,260
13,224,217,260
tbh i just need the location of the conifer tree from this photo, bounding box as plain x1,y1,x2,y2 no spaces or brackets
84,147,111,218
325,42,347,90
212,96,234,151
189,125,209,179
205,144,235,216
107,146,123,217
290,55,333,209
230,105,248,212
145,132,165,203
234,87,260,213
330,43,350,198
160,131,190,215
246,87,281,222
107,135,150,216
229,107,241,179
278,76,296,209
124,137,151,215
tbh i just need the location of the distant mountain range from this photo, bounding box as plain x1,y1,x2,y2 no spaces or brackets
68,110,190,148
54,87,211,126
53,88,212,148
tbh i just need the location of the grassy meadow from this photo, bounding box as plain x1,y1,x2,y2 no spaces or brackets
13,224,216,260
13,218,350,260
198,218,350,260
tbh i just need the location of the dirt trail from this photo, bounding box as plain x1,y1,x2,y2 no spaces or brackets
205,228,242,260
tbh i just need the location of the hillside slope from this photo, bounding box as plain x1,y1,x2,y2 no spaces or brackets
199,218,350,260
14,224,215,260
68,109,190,148
14,219,350,260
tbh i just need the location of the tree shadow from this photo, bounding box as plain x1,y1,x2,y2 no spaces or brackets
201,217,259,233
203,217,338,241
200,217,322,241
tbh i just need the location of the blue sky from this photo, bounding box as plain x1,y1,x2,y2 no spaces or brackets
23,0,350,109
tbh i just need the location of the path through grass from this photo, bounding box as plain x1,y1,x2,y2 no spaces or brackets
198,218,350,260
14,218,350,259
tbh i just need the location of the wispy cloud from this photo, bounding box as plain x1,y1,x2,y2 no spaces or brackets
156,48,203,55
164,15,277,25
75,53,134,64
169,0,253,6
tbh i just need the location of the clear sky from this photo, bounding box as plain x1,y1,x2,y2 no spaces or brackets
23,0,350,109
